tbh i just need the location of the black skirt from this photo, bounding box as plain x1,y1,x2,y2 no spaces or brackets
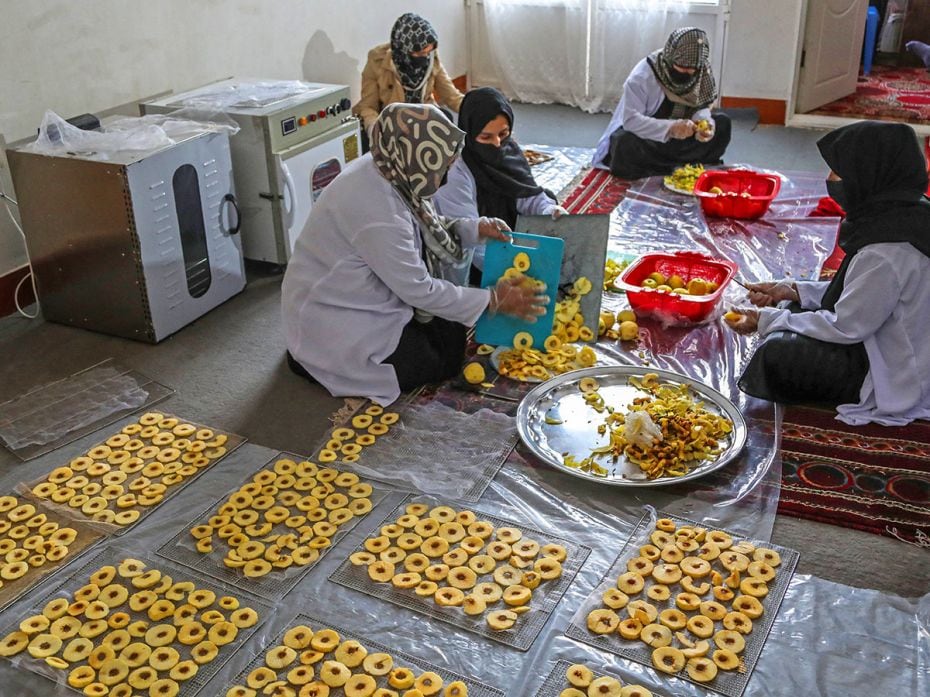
738,304,869,406
605,111,732,180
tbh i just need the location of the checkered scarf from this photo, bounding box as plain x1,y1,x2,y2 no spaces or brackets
370,104,467,322
391,13,439,102
647,27,718,120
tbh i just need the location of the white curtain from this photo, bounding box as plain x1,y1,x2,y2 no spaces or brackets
483,0,692,113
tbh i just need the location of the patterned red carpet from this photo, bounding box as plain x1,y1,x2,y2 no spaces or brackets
809,65,930,125
562,168,631,214
772,406,930,544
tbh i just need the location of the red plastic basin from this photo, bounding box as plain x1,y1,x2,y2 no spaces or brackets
694,169,781,219
618,251,738,324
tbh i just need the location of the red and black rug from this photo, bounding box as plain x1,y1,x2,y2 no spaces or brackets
562,168,631,214
769,406,930,545
809,65,930,125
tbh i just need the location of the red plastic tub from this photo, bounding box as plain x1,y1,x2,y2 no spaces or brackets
618,251,738,324
694,169,781,219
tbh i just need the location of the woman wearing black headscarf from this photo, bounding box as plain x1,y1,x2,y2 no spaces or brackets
433,87,565,274
592,27,731,179
353,13,464,135
726,121,930,426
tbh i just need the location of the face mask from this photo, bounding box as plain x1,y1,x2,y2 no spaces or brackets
408,53,430,69
670,68,694,84
826,179,847,209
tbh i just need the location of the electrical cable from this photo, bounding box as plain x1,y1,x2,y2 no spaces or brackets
0,187,39,319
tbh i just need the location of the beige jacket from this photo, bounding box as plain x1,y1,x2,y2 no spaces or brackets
352,43,464,132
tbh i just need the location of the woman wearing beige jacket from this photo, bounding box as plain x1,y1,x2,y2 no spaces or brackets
353,13,464,135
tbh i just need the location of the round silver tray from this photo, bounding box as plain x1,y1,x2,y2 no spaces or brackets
516,366,748,487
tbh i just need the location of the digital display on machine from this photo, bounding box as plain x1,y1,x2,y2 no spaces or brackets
281,117,297,136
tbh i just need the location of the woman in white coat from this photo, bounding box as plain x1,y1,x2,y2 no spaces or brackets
727,121,930,426
281,104,549,405
592,27,730,179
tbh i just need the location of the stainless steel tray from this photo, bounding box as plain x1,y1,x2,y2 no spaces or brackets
516,366,748,487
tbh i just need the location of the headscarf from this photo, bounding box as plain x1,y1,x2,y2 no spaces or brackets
458,87,552,229
647,27,717,120
816,120,930,310
370,103,467,321
390,13,439,103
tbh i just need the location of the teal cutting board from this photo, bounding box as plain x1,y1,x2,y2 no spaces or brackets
475,232,564,349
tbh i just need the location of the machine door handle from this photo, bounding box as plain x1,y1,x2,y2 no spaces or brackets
280,161,296,233
222,193,241,235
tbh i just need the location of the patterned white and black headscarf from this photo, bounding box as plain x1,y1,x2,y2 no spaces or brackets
647,27,718,120
370,103,467,321
391,13,439,103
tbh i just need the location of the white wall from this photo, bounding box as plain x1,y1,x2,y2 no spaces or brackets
0,0,468,277
722,0,805,101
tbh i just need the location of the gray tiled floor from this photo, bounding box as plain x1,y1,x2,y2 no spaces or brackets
513,102,830,173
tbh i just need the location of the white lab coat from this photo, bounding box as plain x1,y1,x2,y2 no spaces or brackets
281,154,490,406
758,243,930,426
433,158,558,271
592,58,713,168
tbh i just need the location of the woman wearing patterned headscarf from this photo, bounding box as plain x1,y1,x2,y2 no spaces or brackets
593,27,731,179
282,104,548,405
726,121,930,426
353,13,464,136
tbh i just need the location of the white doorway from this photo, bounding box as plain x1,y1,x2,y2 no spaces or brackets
788,0,930,134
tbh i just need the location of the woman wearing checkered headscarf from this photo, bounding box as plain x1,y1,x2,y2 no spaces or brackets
353,13,464,137
592,27,731,179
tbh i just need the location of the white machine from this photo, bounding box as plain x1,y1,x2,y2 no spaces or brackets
142,79,361,265
7,126,246,343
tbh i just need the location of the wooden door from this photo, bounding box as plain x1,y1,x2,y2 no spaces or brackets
797,0,870,112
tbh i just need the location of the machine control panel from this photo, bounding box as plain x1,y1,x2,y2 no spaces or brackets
271,90,353,151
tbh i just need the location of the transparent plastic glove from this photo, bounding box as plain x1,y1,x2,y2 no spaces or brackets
744,281,799,307
550,205,569,220
723,306,760,335
488,276,549,323
668,119,696,140
478,216,512,242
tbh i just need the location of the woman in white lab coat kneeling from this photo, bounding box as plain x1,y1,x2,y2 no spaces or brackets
281,103,548,406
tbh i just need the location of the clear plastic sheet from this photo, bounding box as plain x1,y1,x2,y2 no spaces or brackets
24,110,239,160
342,402,517,502
0,359,173,460
166,80,322,110
0,362,151,452
0,419,924,696
522,144,594,200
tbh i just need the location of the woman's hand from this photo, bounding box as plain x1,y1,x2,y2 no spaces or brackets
723,307,760,335
744,281,799,307
695,122,715,143
478,217,511,242
489,276,549,322
550,205,569,220
669,120,696,140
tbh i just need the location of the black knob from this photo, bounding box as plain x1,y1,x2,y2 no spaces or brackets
340,97,352,111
